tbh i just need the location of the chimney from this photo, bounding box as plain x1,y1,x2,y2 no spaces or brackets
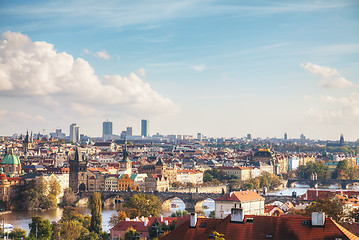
165,220,169,225
316,190,318,197
160,215,163,222
190,213,197,228
144,219,148,226
231,208,244,223
311,212,325,226
141,216,145,221
229,192,233,197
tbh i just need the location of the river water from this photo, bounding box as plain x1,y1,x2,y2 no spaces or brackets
3,184,359,233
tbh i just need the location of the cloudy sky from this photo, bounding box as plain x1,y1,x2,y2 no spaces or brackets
0,0,358,140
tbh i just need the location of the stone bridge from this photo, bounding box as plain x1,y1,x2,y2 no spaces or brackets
287,179,359,189
81,190,223,211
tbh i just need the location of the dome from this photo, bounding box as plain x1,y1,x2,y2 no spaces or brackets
0,173,7,180
1,153,21,165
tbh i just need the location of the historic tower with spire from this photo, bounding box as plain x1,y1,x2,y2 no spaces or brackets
69,147,88,192
118,138,132,175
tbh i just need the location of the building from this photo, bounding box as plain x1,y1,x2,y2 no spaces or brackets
103,120,113,141
288,156,300,171
217,166,260,181
69,147,88,192
1,148,21,177
144,174,169,192
215,191,265,219
126,127,133,136
118,174,137,191
69,123,80,143
110,216,188,240
118,140,132,175
23,131,33,154
105,174,120,191
162,210,358,240
141,119,149,137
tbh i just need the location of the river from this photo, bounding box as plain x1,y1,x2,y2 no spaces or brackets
4,184,359,234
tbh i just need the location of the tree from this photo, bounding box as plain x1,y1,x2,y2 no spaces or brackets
209,210,215,218
124,193,161,217
203,172,213,182
109,210,128,227
332,160,359,180
304,199,344,222
149,218,163,239
297,161,330,180
90,192,102,234
171,209,188,217
124,227,140,240
62,188,77,206
8,227,26,240
28,216,52,240
49,177,61,197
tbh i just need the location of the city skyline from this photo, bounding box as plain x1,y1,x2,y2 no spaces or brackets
0,1,358,140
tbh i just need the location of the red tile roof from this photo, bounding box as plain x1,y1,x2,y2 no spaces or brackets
162,215,359,240
216,191,264,202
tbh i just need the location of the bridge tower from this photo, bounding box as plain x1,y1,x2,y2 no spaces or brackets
69,147,88,192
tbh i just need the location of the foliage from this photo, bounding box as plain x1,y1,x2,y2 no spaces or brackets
78,231,99,240
124,227,140,240
209,210,215,218
148,218,164,239
53,207,92,240
203,172,213,182
90,192,102,234
49,177,61,197
16,177,60,210
171,209,188,217
239,172,281,190
297,161,330,180
332,160,359,180
211,231,225,240
8,227,26,240
304,199,344,222
204,169,236,181
62,188,77,206
28,216,52,240
109,210,128,227
124,193,161,217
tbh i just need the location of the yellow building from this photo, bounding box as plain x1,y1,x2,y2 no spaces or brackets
118,174,136,191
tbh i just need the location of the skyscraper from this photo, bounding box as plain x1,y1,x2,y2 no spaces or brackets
103,120,113,141
284,133,288,140
126,127,133,136
70,123,80,143
141,119,149,137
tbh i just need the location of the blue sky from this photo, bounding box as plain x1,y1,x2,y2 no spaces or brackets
0,0,358,140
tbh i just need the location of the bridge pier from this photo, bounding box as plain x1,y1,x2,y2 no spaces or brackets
341,182,349,189
309,182,318,189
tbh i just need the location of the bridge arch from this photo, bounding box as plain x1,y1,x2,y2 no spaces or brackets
194,198,215,214
161,197,185,212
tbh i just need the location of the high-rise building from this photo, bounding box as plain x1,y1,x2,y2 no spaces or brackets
339,134,344,146
126,127,133,136
103,120,113,141
197,133,202,141
70,123,80,143
284,133,288,140
141,119,149,137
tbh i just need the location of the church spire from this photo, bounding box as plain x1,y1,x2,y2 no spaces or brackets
121,137,130,162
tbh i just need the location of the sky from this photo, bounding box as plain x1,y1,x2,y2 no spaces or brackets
0,0,359,140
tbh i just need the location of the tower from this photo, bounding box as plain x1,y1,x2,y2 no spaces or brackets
103,120,113,141
119,138,132,175
23,131,32,154
141,119,149,137
126,127,133,137
69,147,88,192
284,133,288,140
339,134,344,146
70,123,80,143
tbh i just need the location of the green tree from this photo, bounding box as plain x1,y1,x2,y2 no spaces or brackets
297,161,330,180
148,218,163,239
203,172,213,182
124,193,161,217
124,227,140,240
90,192,102,234
28,216,52,240
209,210,215,218
8,227,26,240
304,199,344,222
171,209,188,217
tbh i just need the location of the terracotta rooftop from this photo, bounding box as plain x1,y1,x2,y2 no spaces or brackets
216,191,265,202
162,214,359,240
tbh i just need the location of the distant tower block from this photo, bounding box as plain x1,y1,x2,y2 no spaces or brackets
284,133,288,140
247,134,252,141
70,123,80,143
126,127,133,136
197,133,202,141
141,119,149,137
103,120,113,141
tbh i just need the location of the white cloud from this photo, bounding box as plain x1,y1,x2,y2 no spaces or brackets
94,50,110,60
83,48,111,60
137,67,146,77
191,64,206,72
0,31,177,116
301,62,353,88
